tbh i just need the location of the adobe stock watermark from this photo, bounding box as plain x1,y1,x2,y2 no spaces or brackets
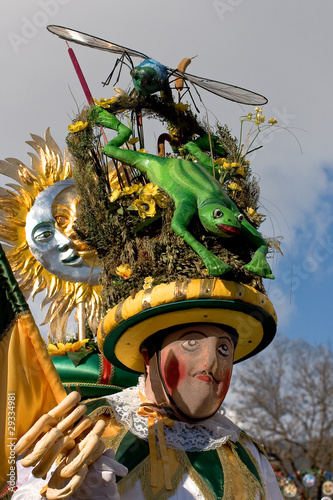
8,0,72,54
212,0,243,22
7,393,16,494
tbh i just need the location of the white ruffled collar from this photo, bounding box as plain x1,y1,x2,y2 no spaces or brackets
105,377,240,452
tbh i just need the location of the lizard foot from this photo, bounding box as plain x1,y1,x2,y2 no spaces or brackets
243,257,275,279
203,254,233,276
92,107,132,147
92,107,120,130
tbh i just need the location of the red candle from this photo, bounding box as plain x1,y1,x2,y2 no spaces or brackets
67,43,94,105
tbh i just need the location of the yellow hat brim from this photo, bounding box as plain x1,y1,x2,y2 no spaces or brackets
98,279,277,373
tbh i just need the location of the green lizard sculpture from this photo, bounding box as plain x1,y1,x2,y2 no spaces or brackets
94,107,274,279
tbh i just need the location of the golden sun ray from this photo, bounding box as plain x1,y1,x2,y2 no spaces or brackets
0,129,102,342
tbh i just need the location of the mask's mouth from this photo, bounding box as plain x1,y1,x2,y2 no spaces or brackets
60,249,83,266
194,371,219,384
216,224,241,236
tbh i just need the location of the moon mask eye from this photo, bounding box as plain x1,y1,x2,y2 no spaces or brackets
213,208,223,219
32,224,55,244
238,214,244,222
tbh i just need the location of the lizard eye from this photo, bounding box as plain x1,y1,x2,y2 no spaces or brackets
213,209,223,219
238,214,244,222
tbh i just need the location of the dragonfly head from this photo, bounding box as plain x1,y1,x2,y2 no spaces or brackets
131,58,168,96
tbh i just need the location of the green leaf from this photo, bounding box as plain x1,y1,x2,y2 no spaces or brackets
132,212,162,234
117,206,124,215
67,350,92,367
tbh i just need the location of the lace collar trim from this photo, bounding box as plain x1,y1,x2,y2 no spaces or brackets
105,378,240,452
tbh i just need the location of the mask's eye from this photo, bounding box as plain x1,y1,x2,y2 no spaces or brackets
55,215,70,229
33,225,54,244
181,339,199,352
238,214,244,222
213,208,223,219
217,343,230,358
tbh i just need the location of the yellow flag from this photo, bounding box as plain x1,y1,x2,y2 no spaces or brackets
0,246,66,496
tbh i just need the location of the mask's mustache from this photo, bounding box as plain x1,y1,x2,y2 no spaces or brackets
194,371,219,384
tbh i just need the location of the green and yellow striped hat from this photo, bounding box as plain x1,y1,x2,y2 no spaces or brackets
98,278,277,374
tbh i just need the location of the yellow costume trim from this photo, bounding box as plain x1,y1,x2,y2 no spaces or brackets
216,445,245,500
239,432,267,497
228,441,266,500
117,449,186,500
102,423,128,451
239,430,269,460
137,393,175,490
181,452,216,500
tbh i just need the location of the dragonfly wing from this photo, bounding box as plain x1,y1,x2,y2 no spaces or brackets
47,25,148,59
177,70,268,105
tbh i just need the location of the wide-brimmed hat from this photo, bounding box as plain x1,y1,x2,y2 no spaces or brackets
98,278,277,373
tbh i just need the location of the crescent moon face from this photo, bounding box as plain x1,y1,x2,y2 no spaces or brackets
25,179,101,285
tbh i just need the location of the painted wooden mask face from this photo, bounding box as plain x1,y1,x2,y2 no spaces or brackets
158,323,235,420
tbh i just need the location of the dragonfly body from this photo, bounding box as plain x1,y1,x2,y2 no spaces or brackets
47,25,268,106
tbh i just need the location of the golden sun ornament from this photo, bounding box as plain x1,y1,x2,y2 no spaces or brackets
0,129,102,341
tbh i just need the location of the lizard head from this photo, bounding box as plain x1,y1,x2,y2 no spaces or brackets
198,204,243,238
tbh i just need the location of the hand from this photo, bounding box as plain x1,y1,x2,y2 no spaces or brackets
15,392,109,499
69,449,128,500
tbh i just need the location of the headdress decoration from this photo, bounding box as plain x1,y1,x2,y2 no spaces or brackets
0,129,102,340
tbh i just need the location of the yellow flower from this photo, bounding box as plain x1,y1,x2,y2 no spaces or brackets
246,113,253,120
110,188,121,202
94,97,115,108
174,102,189,113
127,137,139,145
268,118,277,125
235,166,245,176
228,182,242,192
222,162,232,171
132,196,156,219
140,183,159,197
121,184,142,196
48,339,89,356
231,162,241,168
246,207,265,222
247,207,256,216
68,121,88,133
116,264,133,279
214,158,226,166
143,276,154,290
254,115,265,125
254,107,265,125
137,148,148,154
154,191,168,208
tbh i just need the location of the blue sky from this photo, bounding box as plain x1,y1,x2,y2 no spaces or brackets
1,0,332,347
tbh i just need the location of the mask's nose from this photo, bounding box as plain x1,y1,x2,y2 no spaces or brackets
55,231,72,252
201,338,219,374
58,242,70,252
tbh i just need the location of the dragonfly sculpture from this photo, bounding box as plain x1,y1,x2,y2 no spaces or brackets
47,25,267,106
